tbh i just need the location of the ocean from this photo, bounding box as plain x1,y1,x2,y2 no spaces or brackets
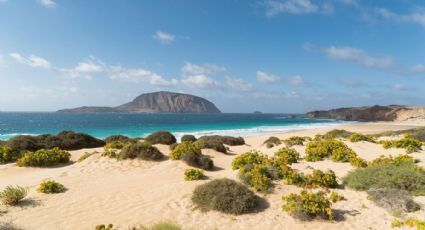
0,112,352,140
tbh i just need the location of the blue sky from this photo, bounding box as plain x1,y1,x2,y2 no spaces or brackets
0,0,424,113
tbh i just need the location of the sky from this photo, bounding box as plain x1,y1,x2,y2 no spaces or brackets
0,0,424,113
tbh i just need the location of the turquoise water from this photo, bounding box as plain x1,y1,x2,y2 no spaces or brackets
0,112,350,140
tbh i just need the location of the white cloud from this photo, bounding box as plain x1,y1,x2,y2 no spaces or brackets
324,46,395,69
153,31,175,43
375,8,425,28
181,74,219,89
110,67,178,86
288,75,305,86
39,0,56,8
256,71,280,83
181,62,226,76
225,77,255,92
9,52,51,69
265,0,318,16
411,64,425,73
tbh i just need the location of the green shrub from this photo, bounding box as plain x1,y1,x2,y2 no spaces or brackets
180,152,214,170
367,188,420,213
102,149,118,158
343,162,425,195
239,164,274,192
348,156,368,168
380,137,422,153
17,147,71,167
231,150,267,170
145,131,176,145
95,224,114,230
78,152,93,162
194,139,227,153
132,221,182,230
184,168,204,181
118,142,163,161
375,127,425,142
191,178,259,215
104,141,128,150
181,135,197,142
274,147,300,165
305,139,356,162
368,154,415,167
263,136,281,148
0,185,28,205
284,136,309,147
0,146,21,164
198,135,245,146
348,133,375,143
390,217,425,229
329,192,345,203
304,169,338,188
325,129,354,139
169,141,201,160
104,135,132,143
37,180,65,193
282,190,336,221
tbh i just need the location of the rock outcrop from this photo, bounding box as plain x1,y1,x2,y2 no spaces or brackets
58,91,221,114
306,105,425,122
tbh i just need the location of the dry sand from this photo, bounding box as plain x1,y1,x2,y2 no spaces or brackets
1,121,425,230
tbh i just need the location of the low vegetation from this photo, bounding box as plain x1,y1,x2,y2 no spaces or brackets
380,136,422,153
263,136,281,148
169,141,201,160
37,180,65,194
104,141,128,150
77,152,94,162
191,178,259,215
367,188,420,213
5,131,105,153
198,135,245,146
181,134,197,142
348,133,375,143
184,168,204,181
118,142,163,161
274,147,300,165
391,217,425,230
343,161,425,196
325,129,354,139
17,147,71,167
0,185,28,205
375,127,425,142
284,136,311,147
367,154,415,167
282,190,336,221
0,146,21,164
104,135,133,143
329,192,345,203
145,131,176,145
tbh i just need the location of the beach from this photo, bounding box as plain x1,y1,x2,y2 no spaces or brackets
1,121,425,230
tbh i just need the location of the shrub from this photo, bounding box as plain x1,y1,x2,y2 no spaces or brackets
102,149,118,158
181,135,197,142
304,169,338,188
78,152,93,162
391,218,425,229
95,224,114,230
348,133,375,143
104,141,128,150
325,129,354,139
375,127,425,142
0,146,21,164
343,162,425,195
367,188,420,213
282,190,336,221
191,178,259,214
274,147,300,165
380,137,422,153
184,168,204,181
232,150,267,170
198,135,245,146
17,147,71,167
145,131,176,145
180,152,214,170
37,180,65,193
284,136,308,147
118,142,163,161
305,139,356,162
0,185,27,205
6,131,105,153
194,139,227,153
104,135,132,143
169,141,201,160
329,192,345,203
263,136,281,148
239,164,274,192
368,154,415,167
348,156,368,168
149,221,181,230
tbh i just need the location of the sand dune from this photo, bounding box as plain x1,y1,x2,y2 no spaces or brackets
1,121,424,230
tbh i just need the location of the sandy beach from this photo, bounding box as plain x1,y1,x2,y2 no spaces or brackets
1,121,425,230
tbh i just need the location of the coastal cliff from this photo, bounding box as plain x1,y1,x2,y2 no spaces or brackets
58,91,221,114
306,105,425,122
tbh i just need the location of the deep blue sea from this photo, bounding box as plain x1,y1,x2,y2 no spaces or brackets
0,112,352,140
